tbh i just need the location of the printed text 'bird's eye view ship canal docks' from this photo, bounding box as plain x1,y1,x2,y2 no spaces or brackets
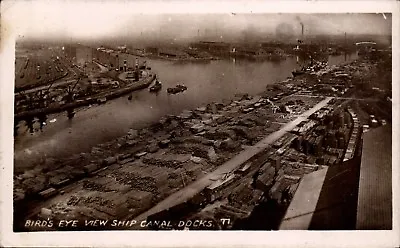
12,13,392,231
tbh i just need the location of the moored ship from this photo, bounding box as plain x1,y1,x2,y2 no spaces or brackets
14,74,156,123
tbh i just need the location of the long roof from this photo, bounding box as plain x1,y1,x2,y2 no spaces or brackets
280,124,392,230
356,124,392,229
355,41,377,46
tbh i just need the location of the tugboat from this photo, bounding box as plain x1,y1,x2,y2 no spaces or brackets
149,80,162,93
167,84,187,94
176,84,187,92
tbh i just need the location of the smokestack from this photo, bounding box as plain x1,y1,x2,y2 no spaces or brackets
301,23,304,38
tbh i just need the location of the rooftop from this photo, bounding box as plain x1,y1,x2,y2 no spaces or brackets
356,124,392,230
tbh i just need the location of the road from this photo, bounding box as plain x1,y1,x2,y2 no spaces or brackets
133,97,333,223
293,94,380,102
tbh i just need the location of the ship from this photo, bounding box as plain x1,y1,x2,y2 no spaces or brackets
292,57,328,77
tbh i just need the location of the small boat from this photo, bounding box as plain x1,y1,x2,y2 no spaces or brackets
67,110,75,119
176,84,187,91
167,84,187,94
97,97,107,104
292,69,305,77
149,80,162,93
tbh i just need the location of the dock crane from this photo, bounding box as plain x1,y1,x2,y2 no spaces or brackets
65,76,82,119
65,76,82,103
36,77,60,130
14,83,53,134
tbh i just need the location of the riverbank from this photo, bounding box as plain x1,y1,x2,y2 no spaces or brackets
145,54,218,62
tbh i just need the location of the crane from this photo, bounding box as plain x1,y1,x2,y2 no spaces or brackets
65,76,82,103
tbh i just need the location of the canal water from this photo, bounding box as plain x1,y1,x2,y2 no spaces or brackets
14,53,358,168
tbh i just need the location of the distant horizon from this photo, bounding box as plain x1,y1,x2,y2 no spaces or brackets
16,32,392,49
5,1,391,45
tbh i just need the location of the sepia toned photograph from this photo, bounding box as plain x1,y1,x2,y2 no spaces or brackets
1,1,399,247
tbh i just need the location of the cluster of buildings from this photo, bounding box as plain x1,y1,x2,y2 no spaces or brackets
187,41,288,60
144,47,190,59
93,47,144,72
63,44,144,72
143,41,287,61
187,40,354,60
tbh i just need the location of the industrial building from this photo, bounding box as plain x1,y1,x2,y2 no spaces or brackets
64,44,93,67
93,48,140,71
190,41,232,56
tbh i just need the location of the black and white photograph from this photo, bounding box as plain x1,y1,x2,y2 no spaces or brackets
0,1,399,247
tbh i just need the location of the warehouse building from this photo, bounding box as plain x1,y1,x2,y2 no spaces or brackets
356,124,392,229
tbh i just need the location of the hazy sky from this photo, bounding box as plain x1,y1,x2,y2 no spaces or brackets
3,1,392,43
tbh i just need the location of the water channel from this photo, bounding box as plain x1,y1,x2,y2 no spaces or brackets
14,52,358,168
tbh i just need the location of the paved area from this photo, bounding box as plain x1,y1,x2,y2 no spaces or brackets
134,97,333,222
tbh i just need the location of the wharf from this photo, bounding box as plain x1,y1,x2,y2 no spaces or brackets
14,74,156,121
